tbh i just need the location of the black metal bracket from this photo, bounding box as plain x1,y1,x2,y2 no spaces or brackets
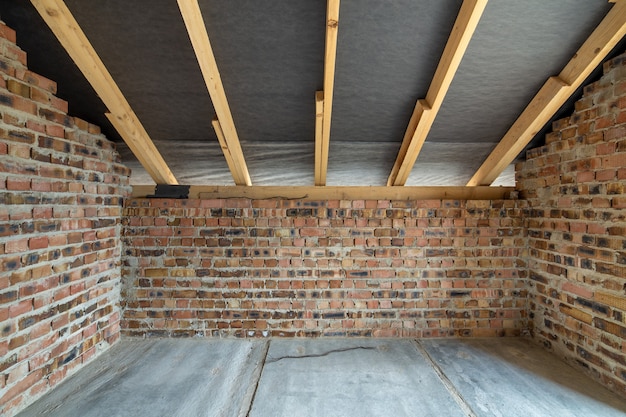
147,184,190,199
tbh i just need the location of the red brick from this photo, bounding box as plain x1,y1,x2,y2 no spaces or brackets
45,123,65,138
612,197,626,209
0,23,17,43
596,142,616,155
4,43,27,66
8,143,30,159
602,154,626,169
10,94,37,115
5,238,28,253
28,236,49,250
576,171,594,183
30,88,68,113
0,369,43,405
8,299,32,318
595,169,616,182
17,69,57,94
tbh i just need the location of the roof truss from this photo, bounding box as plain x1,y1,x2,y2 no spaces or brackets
467,0,626,186
178,0,251,186
31,0,178,185
315,0,341,186
388,0,488,186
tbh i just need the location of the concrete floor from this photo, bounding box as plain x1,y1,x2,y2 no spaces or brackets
16,338,626,417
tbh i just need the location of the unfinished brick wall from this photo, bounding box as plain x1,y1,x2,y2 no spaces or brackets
121,198,527,338
0,22,131,416
517,52,626,396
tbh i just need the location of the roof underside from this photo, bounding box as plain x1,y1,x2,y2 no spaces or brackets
0,0,624,187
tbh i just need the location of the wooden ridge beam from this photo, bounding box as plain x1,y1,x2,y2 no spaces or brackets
132,185,516,201
315,0,341,186
178,0,251,186
388,0,488,186
468,0,626,186
31,0,177,185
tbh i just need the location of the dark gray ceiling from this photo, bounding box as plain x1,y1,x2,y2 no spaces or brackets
0,1,623,186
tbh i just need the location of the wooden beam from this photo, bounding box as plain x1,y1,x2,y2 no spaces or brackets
388,0,488,186
315,0,341,186
31,0,177,185
132,185,516,201
314,90,324,185
104,113,174,183
212,119,249,185
466,77,570,186
468,0,626,186
387,100,431,186
177,0,251,186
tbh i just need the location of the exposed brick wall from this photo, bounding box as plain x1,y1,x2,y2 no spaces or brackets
0,22,131,416
517,52,626,397
121,198,528,338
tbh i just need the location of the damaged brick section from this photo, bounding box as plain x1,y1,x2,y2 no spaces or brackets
0,21,131,417
517,51,626,398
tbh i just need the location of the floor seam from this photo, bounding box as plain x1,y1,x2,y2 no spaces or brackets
243,340,270,417
413,339,478,417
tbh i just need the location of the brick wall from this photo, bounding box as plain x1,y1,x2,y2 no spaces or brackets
0,22,131,416
121,198,528,338
517,52,626,396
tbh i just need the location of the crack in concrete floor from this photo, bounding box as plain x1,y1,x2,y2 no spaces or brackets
264,345,378,364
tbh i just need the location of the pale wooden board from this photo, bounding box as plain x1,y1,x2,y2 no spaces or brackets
31,0,177,185
468,1,626,185
178,0,251,186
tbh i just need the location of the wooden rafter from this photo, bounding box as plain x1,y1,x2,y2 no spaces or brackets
212,119,245,185
467,0,626,186
31,0,178,185
388,0,488,186
177,0,251,186
315,90,324,181
315,0,341,186
132,185,515,201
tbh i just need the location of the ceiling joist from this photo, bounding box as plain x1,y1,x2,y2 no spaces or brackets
31,0,178,185
315,0,341,186
467,0,626,186
388,0,488,186
178,0,251,186
132,185,515,201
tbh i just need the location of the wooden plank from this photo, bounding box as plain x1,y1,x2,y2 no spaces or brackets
315,90,324,185
467,77,569,186
387,100,429,186
31,0,177,185
212,119,248,185
177,0,251,186
468,0,626,186
105,113,175,183
315,0,341,186
389,0,488,186
132,185,516,201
